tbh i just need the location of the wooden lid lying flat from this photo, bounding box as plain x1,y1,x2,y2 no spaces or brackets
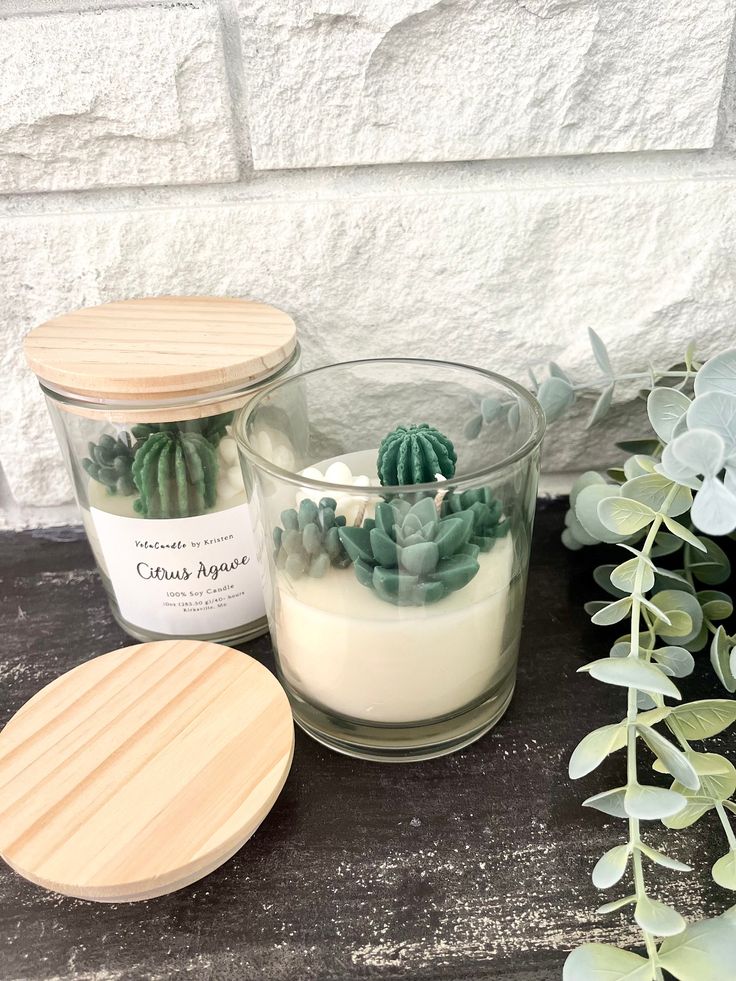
24,296,297,400
0,641,294,902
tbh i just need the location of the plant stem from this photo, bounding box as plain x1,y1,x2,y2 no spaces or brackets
716,801,736,853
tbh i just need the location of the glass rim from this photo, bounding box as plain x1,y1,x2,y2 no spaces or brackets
36,343,302,414
235,357,545,496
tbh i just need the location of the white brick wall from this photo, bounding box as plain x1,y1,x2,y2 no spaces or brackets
2,0,736,528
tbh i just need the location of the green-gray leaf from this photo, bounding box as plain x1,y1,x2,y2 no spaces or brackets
662,515,707,552
636,725,700,790
694,349,736,397
634,894,686,937
598,497,656,535
688,535,731,583
581,657,681,698
710,626,736,693
670,700,736,740
652,646,695,678
713,851,736,891
583,787,628,819
537,376,576,423
647,387,692,443
624,784,686,820
650,590,703,645
569,723,627,779
587,384,615,429
588,328,614,377
563,943,651,981
591,597,633,626
658,914,736,980
576,484,629,544
610,557,655,594
621,473,692,518
638,843,691,872
592,844,630,889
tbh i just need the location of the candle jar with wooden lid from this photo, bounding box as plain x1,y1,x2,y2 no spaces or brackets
235,359,545,761
24,296,300,644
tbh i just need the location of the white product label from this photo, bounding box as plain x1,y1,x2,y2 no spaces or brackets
90,503,265,635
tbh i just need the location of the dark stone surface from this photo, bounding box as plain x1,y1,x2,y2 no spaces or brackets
0,502,732,981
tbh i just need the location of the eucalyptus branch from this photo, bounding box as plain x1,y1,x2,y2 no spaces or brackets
547,339,736,979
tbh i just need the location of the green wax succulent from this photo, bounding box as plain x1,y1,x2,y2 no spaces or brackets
377,424,457,485
338,496,482,606
132,431,218,518
131,410,234,448
274,498,350,579
441,486,509,550
82,432,136,496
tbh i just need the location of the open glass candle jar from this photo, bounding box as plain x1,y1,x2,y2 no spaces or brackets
236,359,545,761
24,296,299,644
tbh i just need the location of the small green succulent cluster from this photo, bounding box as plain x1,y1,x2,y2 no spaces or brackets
82,433,136,496
274,498,350,579
338,496,482,605
441,486,509,550
377,423,457,485
132,431,218,518
131,411,234,448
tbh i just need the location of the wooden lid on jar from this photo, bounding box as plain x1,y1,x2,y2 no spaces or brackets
24,296,297,401
0,640,294,902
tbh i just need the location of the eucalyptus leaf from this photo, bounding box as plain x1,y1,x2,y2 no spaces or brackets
596,895,638,915
621,473,692,518
697,590,733,620
687,391,736,448
576,484,629,545
669,700,736,740
587,384,615,429
662,795,714,829
651,532,684,558
583,787,628,819
694,349,736,397
616,438,661,455
636,725,700,790
634,894,686,937
565,509,600,547
570,470,607,507
713,851,736,891
594,564,629,598
598,497,656,536
662,515,707,552
591,597,633,626
592,844,630,889
658,914,736,981
650,590,703,645
610,557,655,594
624,783,686,820
549,361,572,384
687,535,731,583
481,397,502,423
537,376,576,423
561,527,585,551
580,657,681,698
607,467,627,484
638,843,691,872
710,626,736,693
562,943,651,981
647,387,691,443
652,646,695,678
464,414,483,441
506,401,520,432
588,328,614,377
691,476,736,537
569,723,627,779
670,428,726,477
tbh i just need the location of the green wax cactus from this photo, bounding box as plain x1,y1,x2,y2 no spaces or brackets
82,432,136,496
338,496,481,606
131,411,234,448
132,431,218,518
377,424,457,486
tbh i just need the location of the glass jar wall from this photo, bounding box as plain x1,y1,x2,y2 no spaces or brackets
236,359,545,761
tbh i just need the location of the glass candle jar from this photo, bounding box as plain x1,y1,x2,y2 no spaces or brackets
235,359,545,761
24,296,300,644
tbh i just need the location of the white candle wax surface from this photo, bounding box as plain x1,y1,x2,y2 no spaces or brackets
272,452,517,724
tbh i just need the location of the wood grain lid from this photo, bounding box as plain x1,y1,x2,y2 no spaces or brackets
24,296,297,400
0,640,294,902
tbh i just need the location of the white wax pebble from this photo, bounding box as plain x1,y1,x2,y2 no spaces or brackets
353,474,371,487
216,476,232,501
299,466,324,481
219,436,239,467
324,461,353,484
340,500,362,525
255,431,273,458
274,445,296,469
226,467,245,492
